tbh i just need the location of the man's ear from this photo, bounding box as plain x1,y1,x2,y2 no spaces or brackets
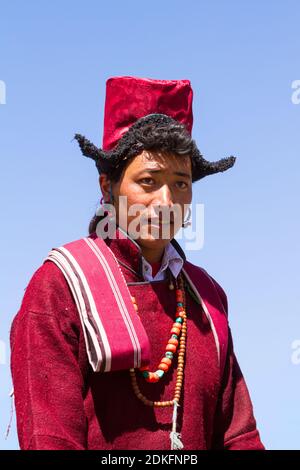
99,174,111,202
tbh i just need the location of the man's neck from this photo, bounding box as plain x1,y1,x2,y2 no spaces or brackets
140,246,164,264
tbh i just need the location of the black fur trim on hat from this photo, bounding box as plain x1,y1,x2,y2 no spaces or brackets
74,114,236,182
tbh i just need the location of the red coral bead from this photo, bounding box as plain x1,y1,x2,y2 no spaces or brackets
158,363,169,372
171,327,181,335
166,344,177,353
176,311,185,318
161,357,172,366
146,372,160,383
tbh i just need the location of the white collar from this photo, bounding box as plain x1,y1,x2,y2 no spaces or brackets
142,241,184,281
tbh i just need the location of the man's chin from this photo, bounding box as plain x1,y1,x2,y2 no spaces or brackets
134,233,173,250
126,223,179,246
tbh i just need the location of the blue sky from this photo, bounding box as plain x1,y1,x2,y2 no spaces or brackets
1,0,300,450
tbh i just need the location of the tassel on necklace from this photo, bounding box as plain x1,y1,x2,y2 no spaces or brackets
170,400,184,450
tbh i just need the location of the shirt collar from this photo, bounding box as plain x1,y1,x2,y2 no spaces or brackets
142,241,184,281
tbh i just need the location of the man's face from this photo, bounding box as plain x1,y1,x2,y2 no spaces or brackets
111,150,192,251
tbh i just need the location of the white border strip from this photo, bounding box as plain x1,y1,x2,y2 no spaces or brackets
59,246,112,372
84,238,142,368
47,249,106,372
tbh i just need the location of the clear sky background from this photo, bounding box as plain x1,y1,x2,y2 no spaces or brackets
1,0,300,450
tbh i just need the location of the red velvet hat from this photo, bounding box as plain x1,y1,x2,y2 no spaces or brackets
102,76,193,151
75,75,236,182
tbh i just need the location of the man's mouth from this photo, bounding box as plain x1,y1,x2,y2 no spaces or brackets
146,217,174,226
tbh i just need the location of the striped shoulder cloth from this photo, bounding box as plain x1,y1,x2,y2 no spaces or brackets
45,235,229,378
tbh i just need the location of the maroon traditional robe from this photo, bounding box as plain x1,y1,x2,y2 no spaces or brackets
10,229,264,450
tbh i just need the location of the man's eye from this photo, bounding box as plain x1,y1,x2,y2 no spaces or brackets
138,178,188,189
139,178,154,185
176,181,188,189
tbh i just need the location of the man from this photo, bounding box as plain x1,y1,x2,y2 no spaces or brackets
10,76,264,450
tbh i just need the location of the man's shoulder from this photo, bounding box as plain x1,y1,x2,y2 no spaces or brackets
13,259,74,322
27,259,69,291
183,260,229,316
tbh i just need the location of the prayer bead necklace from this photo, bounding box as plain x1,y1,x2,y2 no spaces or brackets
129,272,187,409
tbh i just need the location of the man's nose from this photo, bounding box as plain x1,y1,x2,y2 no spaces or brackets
153,184,174,207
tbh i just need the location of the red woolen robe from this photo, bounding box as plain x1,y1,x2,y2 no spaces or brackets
10,230,264,450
